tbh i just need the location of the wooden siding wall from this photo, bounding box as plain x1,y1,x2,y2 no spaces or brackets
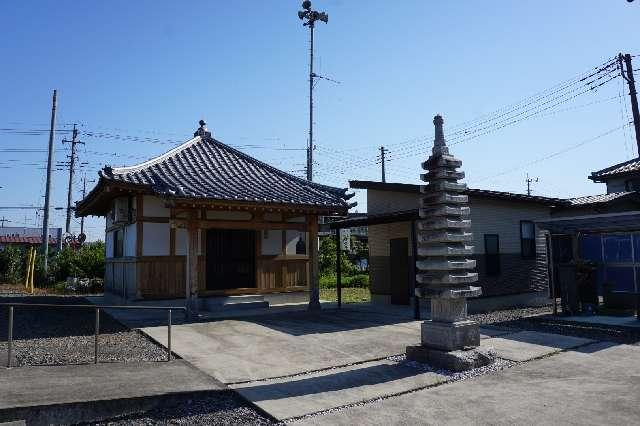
105,195,313,299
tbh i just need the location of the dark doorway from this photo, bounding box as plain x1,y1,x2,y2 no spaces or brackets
206,229,256,290
390,238,410,305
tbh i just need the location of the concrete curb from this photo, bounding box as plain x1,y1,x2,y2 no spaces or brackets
0,389,230,426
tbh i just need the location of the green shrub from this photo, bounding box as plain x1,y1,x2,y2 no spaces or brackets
319,273,369,289
48,241,105,283
0,246,26,284
348,274,369,288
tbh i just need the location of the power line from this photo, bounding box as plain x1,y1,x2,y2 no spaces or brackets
472,124,630,184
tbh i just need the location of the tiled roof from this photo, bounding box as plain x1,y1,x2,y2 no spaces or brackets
566,192,636,206
89,134,352,211
0,236,57,245
589,157,640,181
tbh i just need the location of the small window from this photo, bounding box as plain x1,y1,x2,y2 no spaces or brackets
520,221,536,259
484,234,500,276
113,229,124,258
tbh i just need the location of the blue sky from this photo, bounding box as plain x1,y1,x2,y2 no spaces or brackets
0,0,638,241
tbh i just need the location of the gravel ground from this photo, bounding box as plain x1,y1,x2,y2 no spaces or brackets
469,304,640,345
85,391,276,426
0,296,167,366
469,305,553,325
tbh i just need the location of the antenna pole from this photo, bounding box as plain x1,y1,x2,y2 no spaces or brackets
42,90,57,274
526,173,538,196
307,22,314,181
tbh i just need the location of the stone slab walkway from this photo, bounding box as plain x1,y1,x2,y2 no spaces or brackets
0,360,224,411
295,342,640,425
140,307,607,422
231,359,446,420
484,330,594,362
143,309,505,384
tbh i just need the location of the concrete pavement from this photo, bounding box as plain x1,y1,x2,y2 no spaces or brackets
142,306,607,422
0,360,225,424
296,342,640,425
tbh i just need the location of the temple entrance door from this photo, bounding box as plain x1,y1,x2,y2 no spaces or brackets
206,229,256,290
390,238,410,305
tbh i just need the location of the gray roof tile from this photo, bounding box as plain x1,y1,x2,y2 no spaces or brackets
590,157,640,181
566,192,635,206
99,135,351,209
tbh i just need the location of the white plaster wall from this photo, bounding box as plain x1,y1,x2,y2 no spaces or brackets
285,230,307,255
142,222,170,256
261,230,282,255
143,196,170,217
124,223,137,257
176,228,187,256
105,230,114,258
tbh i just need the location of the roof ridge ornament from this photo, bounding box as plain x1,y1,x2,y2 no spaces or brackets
194,119,212,139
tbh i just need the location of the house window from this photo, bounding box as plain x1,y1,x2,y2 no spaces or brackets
520,221,536,259
484,234,500,276
113,229,124,258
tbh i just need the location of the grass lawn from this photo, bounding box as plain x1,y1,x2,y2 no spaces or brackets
320,287,371,303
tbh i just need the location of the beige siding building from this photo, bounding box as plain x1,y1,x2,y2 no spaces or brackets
348,181,560,305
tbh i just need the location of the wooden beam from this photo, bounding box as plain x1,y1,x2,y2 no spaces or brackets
136,196,143,257
308,214,320,310
185,211,199,318
170,218,307,232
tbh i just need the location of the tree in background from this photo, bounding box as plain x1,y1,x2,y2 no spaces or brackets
319,235,357,277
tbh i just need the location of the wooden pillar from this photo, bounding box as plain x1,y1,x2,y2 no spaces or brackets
308,214,321,310
186,212,199,318
335,228,342,308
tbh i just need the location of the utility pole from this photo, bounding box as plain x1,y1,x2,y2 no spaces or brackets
63,124,84,234
377,146,389,183
0,217,9,227
619,53,640,154
298,1,328,181
526,173,538,196
42,90,57,275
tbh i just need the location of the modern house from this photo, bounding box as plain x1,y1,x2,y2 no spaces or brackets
76,121,352,309
340,180,558,307
337,150,640,309
538,157,640,304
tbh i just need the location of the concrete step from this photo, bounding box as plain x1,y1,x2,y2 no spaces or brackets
202,295,270,311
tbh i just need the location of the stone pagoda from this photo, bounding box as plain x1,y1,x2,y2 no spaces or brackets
406,114,495,371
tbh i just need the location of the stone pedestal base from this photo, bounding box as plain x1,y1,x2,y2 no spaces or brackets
406,345,496,372
421,320,480,351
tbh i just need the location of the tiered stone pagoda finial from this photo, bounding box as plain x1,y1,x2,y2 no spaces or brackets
406,114,495,371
